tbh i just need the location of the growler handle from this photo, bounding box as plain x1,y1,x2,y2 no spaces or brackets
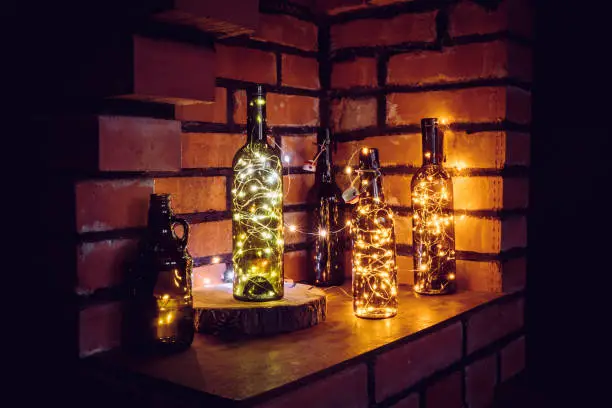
171,217,190,248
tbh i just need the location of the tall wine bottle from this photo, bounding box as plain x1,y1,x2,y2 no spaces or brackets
411,118,456,295
231,85,285,301
313,130,345,286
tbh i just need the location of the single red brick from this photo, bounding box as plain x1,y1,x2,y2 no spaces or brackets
256,364,368,408
254,13,318,51
501,256,526,292
388,42,509,86
282,134,318,165
98,116,182,172
77,239,139,293
449,0,533,39
79,302,122,357
188,220,232,258
508,43,533,83
282,54,320,90
283,173,316,204
390,393,419,408
467,297,524,354
387,87,510,126
49,115,182,172
500,335,526,381
426,370,463,408
283,250,312,282
154,177,226,213
175,87,228,123
501,216,527,251
152,0,259,37
331,97,377,132
506,87,531,124
132,35,216,102
75,179,154,233
375,322,463,402
456,260,503,293
503,177,529,209
466,354,497,408
181,133,246,168
506,132,530,166
268,93,320,126
331,12,436,50
331,58,378,89
216,44,276,84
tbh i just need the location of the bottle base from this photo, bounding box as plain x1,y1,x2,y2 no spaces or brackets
233,293,283,302
354,310,397,319
414,287,456,296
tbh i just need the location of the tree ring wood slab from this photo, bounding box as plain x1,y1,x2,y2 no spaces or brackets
193,283,327,336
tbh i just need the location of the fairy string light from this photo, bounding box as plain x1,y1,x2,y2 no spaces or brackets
411,118,456,295
231,87,285,301
351,148,398,319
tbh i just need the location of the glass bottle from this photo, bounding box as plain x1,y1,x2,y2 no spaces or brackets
231,85,284,301
411,118,457,295
127,193,194,353
313,130,345,286
352,147,398,319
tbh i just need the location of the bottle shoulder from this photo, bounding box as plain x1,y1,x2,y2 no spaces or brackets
411,164,452,184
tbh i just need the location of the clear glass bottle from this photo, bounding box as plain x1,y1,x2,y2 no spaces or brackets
352,147,398,319
313,130,345,286
231,85,284,301
127,193,194,353
411,118,457,295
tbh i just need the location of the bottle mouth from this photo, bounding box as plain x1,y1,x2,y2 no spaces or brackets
359,147,381,170
421,117,438,128
247,84,266,99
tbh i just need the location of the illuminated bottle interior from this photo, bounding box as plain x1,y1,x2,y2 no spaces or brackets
352,147,398,319
127,193,194,353
231,85,284,301
313,130,346,286
411,118,457,295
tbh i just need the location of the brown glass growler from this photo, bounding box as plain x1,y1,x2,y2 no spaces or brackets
313,130,345,286
128,194,194,353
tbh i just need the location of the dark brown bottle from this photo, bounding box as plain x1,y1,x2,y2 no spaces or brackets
313,130,345,286
127,194,194,353
352,148,398,318
411,118,456,295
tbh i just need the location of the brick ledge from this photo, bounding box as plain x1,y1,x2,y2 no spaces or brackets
83,285,524,407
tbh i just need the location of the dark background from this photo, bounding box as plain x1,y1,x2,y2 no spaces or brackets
529,0,611,405
6,0,612,405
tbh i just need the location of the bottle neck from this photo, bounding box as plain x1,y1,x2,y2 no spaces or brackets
361,171,384,200
318,143,333,184
247,91,267,144
358,148,384,200
148,197,175,236
421,123,444,165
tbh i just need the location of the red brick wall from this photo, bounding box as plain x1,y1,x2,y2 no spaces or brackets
65,0,531,368
58,6,320,357
328,0,531,293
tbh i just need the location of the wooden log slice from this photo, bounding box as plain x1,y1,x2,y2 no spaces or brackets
193,283,327,336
